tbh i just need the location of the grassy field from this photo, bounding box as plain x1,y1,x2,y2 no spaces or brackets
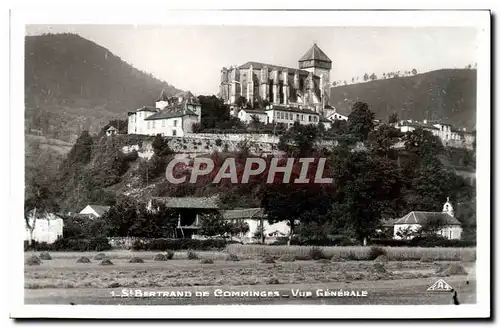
226,245,476,262
24,249,476,305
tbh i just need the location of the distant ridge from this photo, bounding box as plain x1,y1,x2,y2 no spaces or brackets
25,33,183,141
329,69,477,131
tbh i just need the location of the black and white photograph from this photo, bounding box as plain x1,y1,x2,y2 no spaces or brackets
8,7,491,319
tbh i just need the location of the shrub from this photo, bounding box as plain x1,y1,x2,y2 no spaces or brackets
438,263,468,276
368,246,387,260
154,254,168,261
330,254,345,262
200,258,214,264
225,254,240,262
370,238,476,248
316,258,330,264
39,252,52,260
266,277,280,285
100,259,113,265
420,254,434,263
166,250,175,259
215,138,222,147
278,254,296,262
187,250,199,260
76,256,91,263
261,256,275,264
370,263,388,274
294,254,313,261
129,257,144,263
25,255,41,266
94,253,107,260
374,255,388,263
309,247,328,260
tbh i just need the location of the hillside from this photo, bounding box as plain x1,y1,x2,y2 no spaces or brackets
329,69,477,131
25,33,183,142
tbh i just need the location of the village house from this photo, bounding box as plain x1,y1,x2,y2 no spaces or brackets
106,126,118,136
395,119,475,149
127,90,202,137
237,108,269,124
147,196,291,242
393,198,463,240
25,211,64,244
79,204,111,219
265,104,321,129
326,107,350,121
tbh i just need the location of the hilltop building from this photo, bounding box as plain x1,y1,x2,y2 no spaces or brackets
395,119,475,149
393,197,462,240
220,43,333,115
127,90,202,137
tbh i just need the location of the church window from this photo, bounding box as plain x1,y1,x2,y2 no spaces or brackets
285,113,288,120
308,115,312,122
296,114,300,121
152,121,156,128
173,130,177,136
174,120,178,127
301,115,304,121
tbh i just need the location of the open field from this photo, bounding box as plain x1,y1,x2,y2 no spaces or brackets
24,249,476,305
226,245,476,262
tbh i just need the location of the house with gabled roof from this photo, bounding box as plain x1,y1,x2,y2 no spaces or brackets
79,204,111,218
127,89,201,137
393,197,463,240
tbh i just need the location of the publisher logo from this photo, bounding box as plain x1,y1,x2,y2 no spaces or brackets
427,279,453,292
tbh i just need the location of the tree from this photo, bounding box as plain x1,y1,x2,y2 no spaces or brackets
412,68,418,75
363,73,369,81
329,152,405,244
278,122,320,157
388,112,399,124
199,212,228,238
403,127,444,159
367,124,403,158
235,95,247,108
347,102,375,141
369,73,377,81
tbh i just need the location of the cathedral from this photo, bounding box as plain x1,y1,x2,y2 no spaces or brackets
219,43,332,114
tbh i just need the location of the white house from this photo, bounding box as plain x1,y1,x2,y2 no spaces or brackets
265,104,320,129
395,120,475,149
221,207,292,244
393,198,463,240
327,107,349,121
127,90,202,137
79,204,111,218
237,108,269,124
25,212,64,244
106,126,118,136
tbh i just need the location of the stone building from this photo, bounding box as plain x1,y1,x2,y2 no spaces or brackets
219,43,332,114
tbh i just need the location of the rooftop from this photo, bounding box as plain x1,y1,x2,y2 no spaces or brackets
221,208,265,220
238,61,311,76
394,211,461,226
151,196,219,209
266,104,319,115
145,108,197,121
82,205,111,216
299,43,332,63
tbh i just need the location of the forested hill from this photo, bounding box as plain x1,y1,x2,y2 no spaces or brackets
25,33,183,142
329,69,477,131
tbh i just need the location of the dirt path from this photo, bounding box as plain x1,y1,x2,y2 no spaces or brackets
25,275,475,305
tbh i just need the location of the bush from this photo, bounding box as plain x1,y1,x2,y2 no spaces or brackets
39,252,52,260
374,255,388,263
368,246,387,260
166,250,175,259
94,253,107,260
200,258,214,264
129,257,144,263
154,254,168,261
261,256,275,264
100,259,113,265
25,255,41,266
225,253,240,262
187,250,199,260
76,256,91,263
309,247,328,260
278,254,296,262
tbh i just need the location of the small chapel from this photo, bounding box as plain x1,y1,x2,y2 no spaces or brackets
393,197,463,240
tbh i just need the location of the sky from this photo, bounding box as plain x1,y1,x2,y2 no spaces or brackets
26,25,478,95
